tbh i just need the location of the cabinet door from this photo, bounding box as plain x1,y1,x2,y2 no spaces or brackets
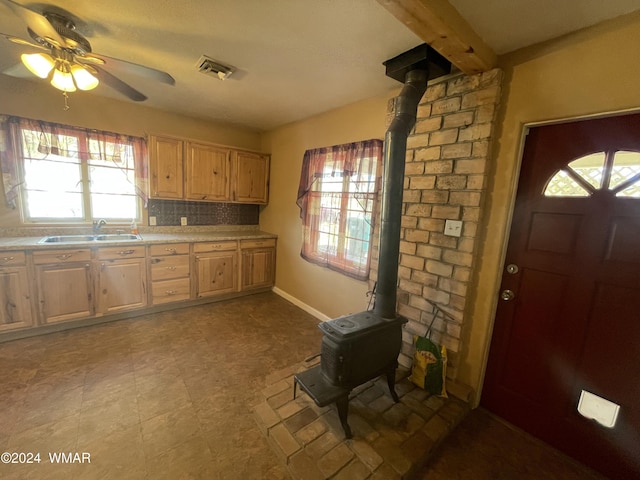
241,248,275,290
150,135,184,199
232,151,270,204
185,143,230,201
0,266,34,332
37,263,93,324
98,258,147,314
195,252,237,297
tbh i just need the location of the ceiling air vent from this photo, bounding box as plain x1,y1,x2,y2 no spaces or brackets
196,55,235,80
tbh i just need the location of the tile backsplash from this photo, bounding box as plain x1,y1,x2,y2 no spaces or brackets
148,199,259,226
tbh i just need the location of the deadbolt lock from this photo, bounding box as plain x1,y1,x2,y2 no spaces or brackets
501,289,515,301
506,264,519,274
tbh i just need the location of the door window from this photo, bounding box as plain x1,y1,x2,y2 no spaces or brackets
544,150,640,198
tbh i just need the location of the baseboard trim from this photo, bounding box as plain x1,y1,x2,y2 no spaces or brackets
272,287,331,322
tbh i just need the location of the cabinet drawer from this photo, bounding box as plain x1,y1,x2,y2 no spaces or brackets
0,251,26,266
97,246,146,260
149,243,190,256
150,255,190,280
33,249,91,264
193,241,237,253
240,238,276,249
152,278,191,304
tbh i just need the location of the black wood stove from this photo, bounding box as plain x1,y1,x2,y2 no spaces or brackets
294,312,406,437
294,45,451,439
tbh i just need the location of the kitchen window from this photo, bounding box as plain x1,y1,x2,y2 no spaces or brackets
1,116,148,222
296,139,383,280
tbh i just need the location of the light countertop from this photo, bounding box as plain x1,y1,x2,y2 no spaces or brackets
0,230,277,251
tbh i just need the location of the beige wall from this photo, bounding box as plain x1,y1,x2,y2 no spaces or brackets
464,11,640,399
260,92,398,319
4,10,640,399
0,74,261,226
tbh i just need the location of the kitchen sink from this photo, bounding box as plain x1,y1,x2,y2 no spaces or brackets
94,234,141,241
38,234,142,244
39,235,97,243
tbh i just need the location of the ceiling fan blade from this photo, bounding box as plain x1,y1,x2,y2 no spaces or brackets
2,0,65,47
78,54,105,65
83,52,175,85
93,66,147,102
3,34,47,50
2,62,30,77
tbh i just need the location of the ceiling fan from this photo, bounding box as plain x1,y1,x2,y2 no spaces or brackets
1,0,175,102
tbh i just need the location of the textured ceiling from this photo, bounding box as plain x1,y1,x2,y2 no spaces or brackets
449,0,640,54
1,0,639,131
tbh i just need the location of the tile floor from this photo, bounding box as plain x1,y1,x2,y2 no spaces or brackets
0,292,606,479
0,293,322,480
417,408,608,480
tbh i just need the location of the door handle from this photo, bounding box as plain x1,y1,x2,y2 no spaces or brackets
501,289,515,301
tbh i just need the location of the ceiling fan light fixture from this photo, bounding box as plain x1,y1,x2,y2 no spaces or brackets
70,64,99,90
21,52,55,78
50,61,76,92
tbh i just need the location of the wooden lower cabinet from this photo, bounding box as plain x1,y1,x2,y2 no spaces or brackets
97,246,147,315
240,239,276,291
33,248,94,324
36,262,94,324
0,237,276,337
0,264,33,332
149,243,190,304
194,245,238,298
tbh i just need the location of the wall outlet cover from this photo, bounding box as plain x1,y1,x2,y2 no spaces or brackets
180,217,188,226
149,216,157,226
444,219,463,237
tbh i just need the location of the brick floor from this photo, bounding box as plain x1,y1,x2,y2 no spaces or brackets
253,360,471,479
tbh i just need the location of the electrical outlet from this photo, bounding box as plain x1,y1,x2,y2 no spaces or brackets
149,216,157,226
180,217,188,226
444,219,463,237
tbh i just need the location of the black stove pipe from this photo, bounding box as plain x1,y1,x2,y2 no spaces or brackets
374,68,428,319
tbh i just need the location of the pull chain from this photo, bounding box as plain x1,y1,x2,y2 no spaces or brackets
63,92,70,111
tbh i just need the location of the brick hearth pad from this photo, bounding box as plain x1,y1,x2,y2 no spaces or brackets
253,360,472,479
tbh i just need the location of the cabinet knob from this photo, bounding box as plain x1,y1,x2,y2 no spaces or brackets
118,250,135,255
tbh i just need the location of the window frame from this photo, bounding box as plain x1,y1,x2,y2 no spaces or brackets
297,139,383,280
13,121,144,225
543,149,640,198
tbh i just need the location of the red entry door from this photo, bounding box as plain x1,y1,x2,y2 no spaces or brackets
482,114,640,479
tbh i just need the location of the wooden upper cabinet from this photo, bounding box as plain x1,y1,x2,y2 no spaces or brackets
149,135,184,199
148,134,270,204
232,151,270,204
185,143,231,201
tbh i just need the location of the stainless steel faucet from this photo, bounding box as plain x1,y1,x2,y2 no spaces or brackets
93,219,107,234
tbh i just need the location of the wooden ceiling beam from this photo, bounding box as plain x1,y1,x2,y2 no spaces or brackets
377,0,497,75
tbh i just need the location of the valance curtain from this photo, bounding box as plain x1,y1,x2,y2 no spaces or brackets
0,115,148,209
296,139,383,280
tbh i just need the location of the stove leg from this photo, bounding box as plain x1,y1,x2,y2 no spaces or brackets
336,397,352,439
387,368,400,403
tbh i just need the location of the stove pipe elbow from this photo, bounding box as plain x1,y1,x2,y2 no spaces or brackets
373,69,428,319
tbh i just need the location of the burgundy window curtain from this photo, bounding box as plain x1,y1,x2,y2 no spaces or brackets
296,139,383,280
0,115,148,209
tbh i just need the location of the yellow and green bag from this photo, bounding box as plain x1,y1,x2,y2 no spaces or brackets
408,315,448,397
